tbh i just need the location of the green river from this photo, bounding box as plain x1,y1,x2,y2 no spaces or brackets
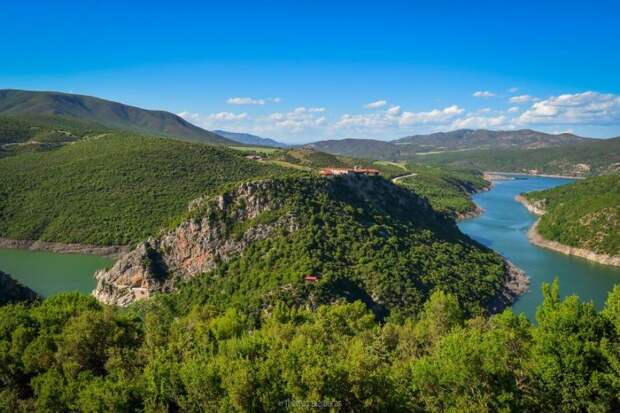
459,175,620,320
1,175,619,320
0,248,112,297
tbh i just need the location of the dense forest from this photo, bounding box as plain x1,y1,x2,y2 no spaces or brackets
394,165,490,218
412,137,620,177
0,134,289,246
3,280,620,411
95,175,509,318
523,175,620,256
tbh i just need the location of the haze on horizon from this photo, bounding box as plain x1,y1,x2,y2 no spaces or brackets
1,0,619,144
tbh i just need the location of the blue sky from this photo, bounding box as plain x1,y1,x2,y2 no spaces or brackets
1,0,619,143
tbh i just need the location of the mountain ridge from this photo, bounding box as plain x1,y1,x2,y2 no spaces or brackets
0,89,234,144
213,130,286,147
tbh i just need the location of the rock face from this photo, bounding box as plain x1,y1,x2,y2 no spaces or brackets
515,195,546,216
93,180,299,306
0,271,39,305
490,260,529,312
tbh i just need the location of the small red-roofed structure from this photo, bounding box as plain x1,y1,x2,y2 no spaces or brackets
304,275,320,282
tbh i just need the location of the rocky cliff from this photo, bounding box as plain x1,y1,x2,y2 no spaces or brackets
93,179,300,305
93,175,527,317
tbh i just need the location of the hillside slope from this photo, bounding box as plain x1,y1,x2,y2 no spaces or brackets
304,129,592,161
0,134,288,246
0,89,233,144
94,175,525,318
394,129,589,152
522,176,620,260
414,137,620,177
395,165,490,219
305,138,402,160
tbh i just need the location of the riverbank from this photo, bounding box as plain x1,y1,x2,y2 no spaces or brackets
0,238,128,259
515,196,620,268
485,171,586,180
491,259,530,312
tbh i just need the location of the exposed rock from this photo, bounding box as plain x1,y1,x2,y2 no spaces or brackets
93,179,300,306
0,271,39,305
515,195,546,216
517,195,620,267
489,260,530,313
528,219,620,268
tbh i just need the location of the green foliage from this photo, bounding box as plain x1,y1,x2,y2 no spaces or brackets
412,137,620,177
524,176,620,255
396,165,490,217
153,176,506,321
0,134,289,246
0,89,233,145
3,282,620,411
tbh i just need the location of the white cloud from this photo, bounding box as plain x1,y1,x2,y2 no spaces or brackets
508,106,520,113
451,115,508,129
399,105,464,126
226,96,282,105
473,91,496,98
334,105,464,131
365,100,388,109
509,87,519,93
386,106,401,116
509,94,535,104
178,111,248,128
261,107,328,133
518,91,620,125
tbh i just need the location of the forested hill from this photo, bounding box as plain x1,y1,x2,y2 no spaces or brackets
394,128,589,151
414,136,620,177
0,133,289,246
94,174,515,318
523,175,620,256
304,129,592,160
0,89,233,144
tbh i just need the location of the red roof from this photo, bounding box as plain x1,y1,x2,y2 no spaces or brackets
304,275,320,282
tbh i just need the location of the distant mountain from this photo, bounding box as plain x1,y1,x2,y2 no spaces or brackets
213,130,286,147
305,129,593,161
413,136,620,177
305,138,401,160
0,89,234,145
394,129,590,152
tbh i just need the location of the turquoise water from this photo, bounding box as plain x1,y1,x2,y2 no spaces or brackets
0,248,112,297
459,176,620,320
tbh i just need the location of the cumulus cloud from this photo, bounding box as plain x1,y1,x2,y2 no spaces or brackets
226,96,281,105
262,107,327,132
509,94,535,104
399,105,464,125
178,111,248,128
508,106,520,113
334,105,464,131
518,91,620,125
365,100,388,109
451,115,508,129
473,91,496,98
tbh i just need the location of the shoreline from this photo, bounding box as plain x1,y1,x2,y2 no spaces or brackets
490,259,530,313
0,238,129,259
514,196,620,268
485,171,585,180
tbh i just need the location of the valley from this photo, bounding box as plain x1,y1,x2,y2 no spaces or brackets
1,89,620,411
